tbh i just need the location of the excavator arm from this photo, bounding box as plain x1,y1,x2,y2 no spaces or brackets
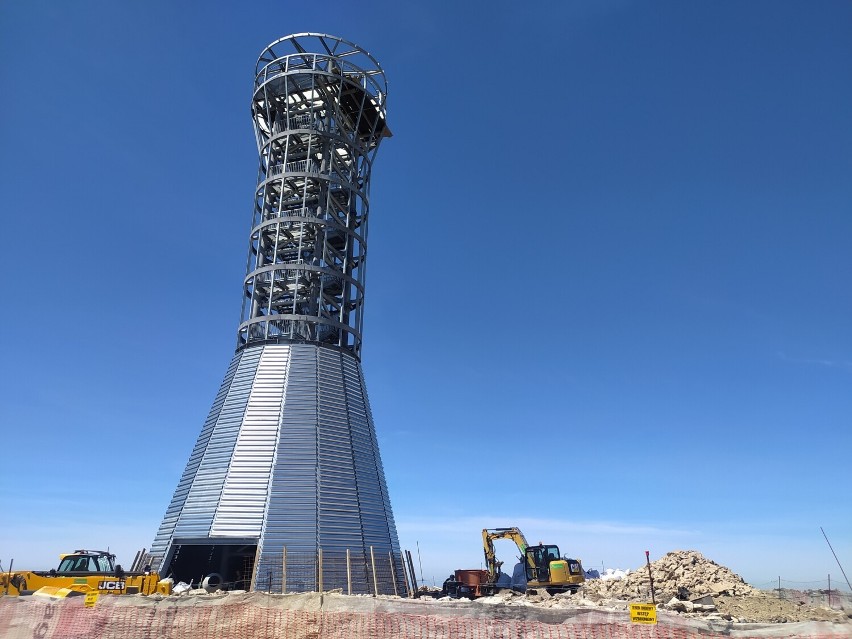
482,528,529,583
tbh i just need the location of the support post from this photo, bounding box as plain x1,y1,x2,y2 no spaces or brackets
5,559,12,596
249,545,261,592
645,551,656,605
346,549,352,596
282,547,286,594
318,548,323,593
400,552,412,598
370,546,379,596
389,552,398,597
406,550,418,593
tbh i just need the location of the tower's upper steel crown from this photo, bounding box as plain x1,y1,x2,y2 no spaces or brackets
239,34,390,358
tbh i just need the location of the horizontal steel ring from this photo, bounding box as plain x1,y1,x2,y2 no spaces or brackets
244,263,365,295
250,215,367,248
238,314,362,342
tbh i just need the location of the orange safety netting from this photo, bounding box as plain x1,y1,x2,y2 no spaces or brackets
0,597,842,639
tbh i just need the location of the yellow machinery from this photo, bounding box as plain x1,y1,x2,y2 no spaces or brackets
1,550,171,597
482,527,585,594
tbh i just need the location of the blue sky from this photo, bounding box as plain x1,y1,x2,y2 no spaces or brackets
1,0,850,589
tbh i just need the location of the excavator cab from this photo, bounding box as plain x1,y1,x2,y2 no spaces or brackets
525,544,584,592
525,544,561,582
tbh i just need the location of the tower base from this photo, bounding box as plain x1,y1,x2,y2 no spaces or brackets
150,343,403,594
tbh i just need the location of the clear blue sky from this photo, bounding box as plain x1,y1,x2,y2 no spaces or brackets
1,0,850,590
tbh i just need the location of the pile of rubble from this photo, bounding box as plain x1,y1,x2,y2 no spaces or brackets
581,550,757,602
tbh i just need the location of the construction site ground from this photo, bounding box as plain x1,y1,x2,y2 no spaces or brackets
1,588,850,639
1,551,849,638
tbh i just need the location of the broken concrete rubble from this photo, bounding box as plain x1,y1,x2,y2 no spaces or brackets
582,550,757,602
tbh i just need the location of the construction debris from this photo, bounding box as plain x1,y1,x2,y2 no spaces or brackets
581,550,757,601
574,550,850,624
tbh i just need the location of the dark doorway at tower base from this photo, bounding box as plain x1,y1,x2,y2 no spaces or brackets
164,541,257,591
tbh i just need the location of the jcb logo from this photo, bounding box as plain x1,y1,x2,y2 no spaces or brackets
98,580,125,591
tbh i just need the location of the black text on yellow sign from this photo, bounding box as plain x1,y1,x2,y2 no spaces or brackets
629,603,657,624
84,591,99,608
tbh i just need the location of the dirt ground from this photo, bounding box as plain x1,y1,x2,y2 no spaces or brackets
465,586,851,625
713,591,851,624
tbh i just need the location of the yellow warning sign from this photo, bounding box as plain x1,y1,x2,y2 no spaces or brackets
629,602,657,624
84,591,99,608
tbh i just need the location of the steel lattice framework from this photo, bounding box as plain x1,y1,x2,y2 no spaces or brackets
150,34,402,595
239,33,390,357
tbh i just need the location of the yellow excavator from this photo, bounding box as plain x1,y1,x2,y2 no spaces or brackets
442,527,585,597
482,527,585,594
1,550,171,597
482,527,586,594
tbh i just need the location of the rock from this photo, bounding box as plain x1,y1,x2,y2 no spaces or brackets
692,603,717,612
581,551,757,602
665,597,693,613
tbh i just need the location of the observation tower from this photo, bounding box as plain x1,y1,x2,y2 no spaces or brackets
149,34,402,594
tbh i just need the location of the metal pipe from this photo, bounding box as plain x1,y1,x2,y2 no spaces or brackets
346,548,351,596
406,550,418,593
644,551,656,605
370,546,378,596
821,527,852,592
389,551,398,597
5,559,13,596
400,552,411,598
282,547,287,594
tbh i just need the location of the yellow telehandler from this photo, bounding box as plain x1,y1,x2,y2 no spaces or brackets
1,549,171,597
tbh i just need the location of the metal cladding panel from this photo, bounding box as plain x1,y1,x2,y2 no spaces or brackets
316,348,363,548
150,350,243,560
253,344,402,593
259,344,319,554
211,346,290,536
168,347,261,542
347,356,401,552
153,342,402,593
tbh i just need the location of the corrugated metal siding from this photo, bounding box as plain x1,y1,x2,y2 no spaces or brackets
212,346,289,536
172,347,262,539
153,342,402,592
259,344,319,555
350,356,401,553
254,344,402,591
150,351,244,562
343,354,395,550
316,347,362,550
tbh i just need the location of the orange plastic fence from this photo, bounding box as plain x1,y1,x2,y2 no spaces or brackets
0,597,840,639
